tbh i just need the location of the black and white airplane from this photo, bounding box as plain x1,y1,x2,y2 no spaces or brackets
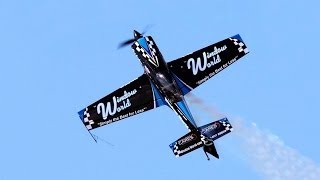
78,30,249,160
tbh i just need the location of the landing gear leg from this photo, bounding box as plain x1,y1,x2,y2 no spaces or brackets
204,149,210,161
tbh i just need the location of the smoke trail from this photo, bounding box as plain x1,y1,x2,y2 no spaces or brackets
186,94,320,180
233,119,320,180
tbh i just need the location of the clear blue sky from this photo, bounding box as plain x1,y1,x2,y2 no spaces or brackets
1,0,319,179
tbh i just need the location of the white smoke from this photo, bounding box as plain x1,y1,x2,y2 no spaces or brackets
186,94,320,180
233,119,320,180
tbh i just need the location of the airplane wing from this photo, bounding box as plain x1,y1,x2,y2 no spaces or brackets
168,34,249,95
78,74,165,131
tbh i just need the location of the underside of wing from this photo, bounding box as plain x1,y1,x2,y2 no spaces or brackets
168,34,249,94
78,74,165,131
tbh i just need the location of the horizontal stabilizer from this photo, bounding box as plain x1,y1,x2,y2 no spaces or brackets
169,131,203,157
198,118,233,141
169,118,233,158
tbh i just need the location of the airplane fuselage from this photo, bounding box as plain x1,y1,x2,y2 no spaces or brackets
132,33,198,131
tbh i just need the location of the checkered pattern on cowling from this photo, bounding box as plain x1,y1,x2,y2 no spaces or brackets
132,37,159,67
145,37,158,62
229,37,249,54
133,41,150,60
219,120,233,132
82,108,94,130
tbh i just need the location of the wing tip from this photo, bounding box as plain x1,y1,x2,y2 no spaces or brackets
78,109,85,121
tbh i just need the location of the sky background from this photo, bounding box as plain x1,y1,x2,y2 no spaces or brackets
1,0,320,179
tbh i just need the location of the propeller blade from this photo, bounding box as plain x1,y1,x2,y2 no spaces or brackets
141,24,154,35
118,28,152,49
118,39,135,49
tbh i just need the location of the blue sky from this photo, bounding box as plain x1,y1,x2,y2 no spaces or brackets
1,0,319,179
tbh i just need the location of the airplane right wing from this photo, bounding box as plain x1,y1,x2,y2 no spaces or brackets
78,74,166,131
168,34,249,95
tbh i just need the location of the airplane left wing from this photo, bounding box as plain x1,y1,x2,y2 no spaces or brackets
168,34,249,95
78,74,164,131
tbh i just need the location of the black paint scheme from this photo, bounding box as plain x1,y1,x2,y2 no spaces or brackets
78,31,249,159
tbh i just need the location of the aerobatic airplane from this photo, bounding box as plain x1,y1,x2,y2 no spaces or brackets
78,30,249,160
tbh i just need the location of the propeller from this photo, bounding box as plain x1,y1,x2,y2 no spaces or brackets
117,25,154,49
118,39,136,48
118,30,143,49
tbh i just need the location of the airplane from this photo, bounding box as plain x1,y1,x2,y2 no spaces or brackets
78,30,249,160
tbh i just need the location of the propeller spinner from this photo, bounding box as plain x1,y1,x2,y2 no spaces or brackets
118,30,143,49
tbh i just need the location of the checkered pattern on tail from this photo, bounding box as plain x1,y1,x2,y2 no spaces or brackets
172,143,180,157
229,37,249,54
82,108,94,130
219,119,233,132
169,131,203,157
171,140,203,157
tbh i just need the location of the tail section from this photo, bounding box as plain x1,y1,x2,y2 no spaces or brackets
203,143,219,159
169,131,203,157
197,118,233,141
169,118,233,159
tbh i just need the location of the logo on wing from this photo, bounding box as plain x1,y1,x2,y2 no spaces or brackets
96,89,137,121
187,45,227,75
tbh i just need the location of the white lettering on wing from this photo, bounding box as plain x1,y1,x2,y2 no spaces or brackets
97,89,137,120
187,45,227,75
97,96,117,120
187,56,206,75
